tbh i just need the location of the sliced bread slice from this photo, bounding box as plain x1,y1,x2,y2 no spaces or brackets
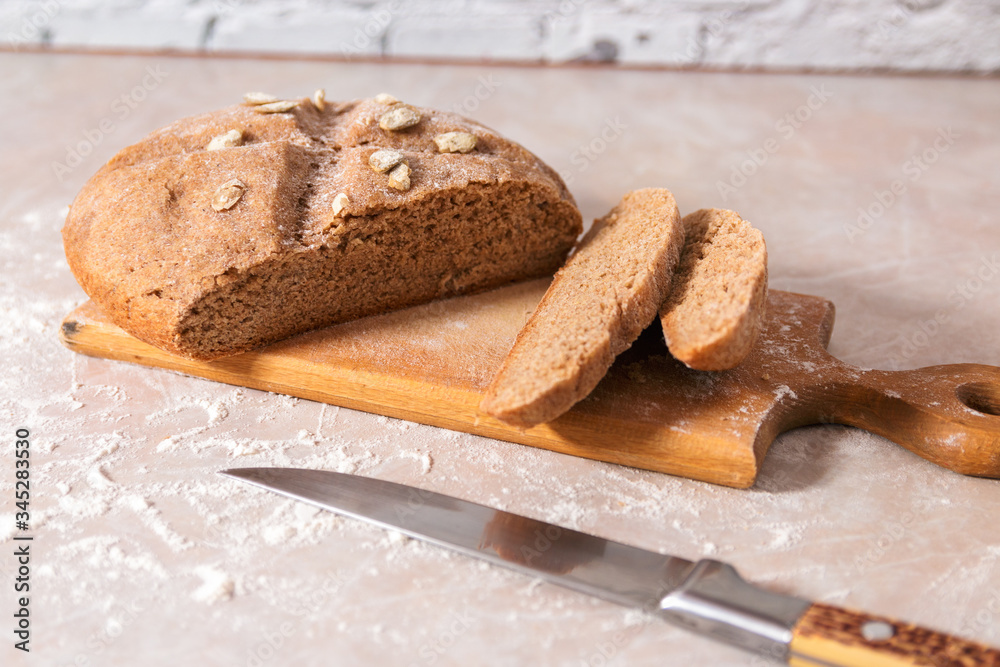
480,188,685,427
659,208,768,371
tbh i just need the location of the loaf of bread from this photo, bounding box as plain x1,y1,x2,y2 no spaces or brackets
62,92,582,360
659,208,767,370
480,188,685,427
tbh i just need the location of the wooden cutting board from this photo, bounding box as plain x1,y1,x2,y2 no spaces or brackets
60,283,1000,488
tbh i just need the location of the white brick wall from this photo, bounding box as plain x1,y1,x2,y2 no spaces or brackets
3,0,999,73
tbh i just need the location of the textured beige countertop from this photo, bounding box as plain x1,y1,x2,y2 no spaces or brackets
1,51,999,666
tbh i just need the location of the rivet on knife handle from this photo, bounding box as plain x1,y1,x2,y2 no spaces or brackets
788,603,1000,667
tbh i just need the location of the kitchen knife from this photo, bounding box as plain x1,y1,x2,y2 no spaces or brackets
220,467,1000,666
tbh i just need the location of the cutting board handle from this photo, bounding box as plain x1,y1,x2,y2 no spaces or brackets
864,364,1000,477
790,361,1000,478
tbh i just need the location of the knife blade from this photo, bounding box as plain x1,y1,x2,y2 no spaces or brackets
220,467,1000,666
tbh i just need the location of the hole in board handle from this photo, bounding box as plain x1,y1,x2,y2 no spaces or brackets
956,383,1000,416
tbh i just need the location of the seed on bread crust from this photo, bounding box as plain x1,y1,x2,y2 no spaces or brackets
312,89,326,111
387,163,411,191
434,131,477,154
379,105,421,131
253,100,299,114
243,92,279,105
374,93,398,105
368,148,405,173
206,129,243,151
211,178,247,211
332,192,350,216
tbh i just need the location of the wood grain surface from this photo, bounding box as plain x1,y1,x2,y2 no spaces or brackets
60,285,1000,488
790,603,1000,666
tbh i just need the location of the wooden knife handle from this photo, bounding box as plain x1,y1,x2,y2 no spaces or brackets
789,603,1000,666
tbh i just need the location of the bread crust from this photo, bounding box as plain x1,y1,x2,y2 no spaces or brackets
659,208,768,371
481,188,685,427
63,96,582,360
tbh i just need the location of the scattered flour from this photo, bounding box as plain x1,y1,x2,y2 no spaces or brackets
399,449,434,474
231,440,261,457
87,465,114,489
201,399,229,425
263,524,297,544
773,384,798,402
8,197,999,661
156,437,178,453
121,494,193,551
191,566,236,604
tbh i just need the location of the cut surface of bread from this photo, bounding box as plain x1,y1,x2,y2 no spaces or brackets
480,188,685,427
659,208,768,371
62,95,582,360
